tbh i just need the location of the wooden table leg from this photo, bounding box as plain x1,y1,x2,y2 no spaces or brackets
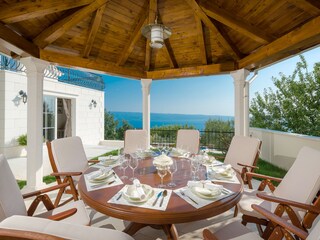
162,224,178,240
123,222,148,236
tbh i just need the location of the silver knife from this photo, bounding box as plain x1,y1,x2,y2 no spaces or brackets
152,191,163,206
91,180,115,189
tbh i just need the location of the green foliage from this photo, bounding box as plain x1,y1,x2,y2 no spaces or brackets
202,119,234,152
104,111,118,139
17,176,57,190
17,134,27,146
116,120,133,140
250,55,320,136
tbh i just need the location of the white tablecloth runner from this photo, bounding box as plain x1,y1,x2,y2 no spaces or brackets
108,186,172,211
174,187,234,209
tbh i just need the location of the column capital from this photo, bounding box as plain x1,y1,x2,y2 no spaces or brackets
141,78,152,91
21,57,49,73
231,69,250,84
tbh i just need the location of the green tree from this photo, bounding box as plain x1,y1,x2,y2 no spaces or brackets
116,120,133,140
202,119,234,152
104,111,118,139
250,56,320,136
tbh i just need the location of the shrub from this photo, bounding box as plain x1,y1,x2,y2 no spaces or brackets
17,134,27,146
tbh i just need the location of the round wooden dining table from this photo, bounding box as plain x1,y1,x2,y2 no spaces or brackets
78,157,243,240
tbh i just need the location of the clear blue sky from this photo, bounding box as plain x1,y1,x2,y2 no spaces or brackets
103,46,320,116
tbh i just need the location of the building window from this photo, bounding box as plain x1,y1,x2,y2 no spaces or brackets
43,96,56,141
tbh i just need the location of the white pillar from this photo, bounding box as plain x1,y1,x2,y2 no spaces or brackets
244,82,250,136
141,79,152,147
231,69,249,136
21,57,49,190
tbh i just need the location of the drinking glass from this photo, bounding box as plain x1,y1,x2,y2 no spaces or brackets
167,160,178,187
156,166,167,188
190,156,200,181
120,155,128,180
129,155,139,181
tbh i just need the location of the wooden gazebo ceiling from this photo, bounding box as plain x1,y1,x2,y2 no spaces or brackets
1,0,320,80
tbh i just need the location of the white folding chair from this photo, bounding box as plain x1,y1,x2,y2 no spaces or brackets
123,129,148,154
176,129,200,154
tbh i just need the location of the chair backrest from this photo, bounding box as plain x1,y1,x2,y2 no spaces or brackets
50,136,89,173
224,135,261,172
176,129,200,154
0,154,27,221
123,130,148,154
274,147,320,218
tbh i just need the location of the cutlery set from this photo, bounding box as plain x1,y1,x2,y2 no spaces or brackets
152,190,168,207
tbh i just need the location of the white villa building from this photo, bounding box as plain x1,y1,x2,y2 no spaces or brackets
0,55,105,159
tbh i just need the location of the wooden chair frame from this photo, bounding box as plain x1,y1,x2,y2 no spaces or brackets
242,172,320,238
0,228,65,240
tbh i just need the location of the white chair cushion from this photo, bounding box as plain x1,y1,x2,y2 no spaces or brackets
224,136,260,172
0,154,27,221
124,130,148,154
213,221,262,240
51,136,89,173
35,200,90,226
0,215,134,240
176,129,200,154
307,219,320,240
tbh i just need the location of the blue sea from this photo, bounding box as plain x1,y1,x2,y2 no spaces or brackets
111,111,234,130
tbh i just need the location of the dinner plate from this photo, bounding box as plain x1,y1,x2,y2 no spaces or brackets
214,172,235,179
123,184,154,203
88,170,113,183
190,186,221,199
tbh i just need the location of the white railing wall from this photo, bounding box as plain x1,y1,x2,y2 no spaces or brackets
250,127,320,170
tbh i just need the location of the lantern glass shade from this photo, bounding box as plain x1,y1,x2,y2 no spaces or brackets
150,25,164,49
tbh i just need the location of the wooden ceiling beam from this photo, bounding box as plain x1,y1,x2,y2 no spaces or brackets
239,15,320,69
82,4,106,58
163,39,178,68
33,0,109,49
145,0,157,71
117,1,149,66
147,62,236,79
194,15,207,65
184,0,240,61
0,22,39,57
0,0,94,24
40,49,145,79
286,0,320,16
199,1,274,44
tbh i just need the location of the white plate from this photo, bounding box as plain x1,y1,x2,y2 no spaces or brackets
214,172,235,179
123,184,154,203
88,170,113,183
190,186,221,199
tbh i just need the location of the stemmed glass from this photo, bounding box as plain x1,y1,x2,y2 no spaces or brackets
119,155,129,180
190,156,200,181
129,155,139,181
156,165,167,188
167,160,178,187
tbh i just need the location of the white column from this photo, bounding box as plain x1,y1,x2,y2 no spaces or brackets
231,69,249,136
244,82,250,136
21,57,49,190
141,79,152,147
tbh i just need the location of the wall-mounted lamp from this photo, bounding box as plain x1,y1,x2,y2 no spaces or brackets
90,99,97,108
19,90,27,104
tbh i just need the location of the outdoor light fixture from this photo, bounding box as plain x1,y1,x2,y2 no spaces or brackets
141,16,171,49
91,99,97,108
19,90,27,104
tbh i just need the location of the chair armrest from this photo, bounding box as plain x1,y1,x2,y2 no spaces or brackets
50,172,82,177
246,172,282,182
252,204,308,239
256,192,320,214
22,183,70,199
47,208,77,221
88,159,99,163
202,229,218,240
237,162,259,169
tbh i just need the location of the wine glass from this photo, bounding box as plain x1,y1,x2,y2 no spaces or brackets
129,155,139,181
120,155,129,180
156,165,167,188
190,156,200,181
167,160,178,187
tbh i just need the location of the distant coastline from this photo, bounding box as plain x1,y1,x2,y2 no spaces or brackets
110,111,234,130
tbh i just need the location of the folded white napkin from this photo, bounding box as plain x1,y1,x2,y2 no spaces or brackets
187,180,223,191
133,179,146,199
153,153,173,166
88,167,112,180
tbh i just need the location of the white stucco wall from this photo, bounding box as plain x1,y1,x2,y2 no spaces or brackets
0,70,104,158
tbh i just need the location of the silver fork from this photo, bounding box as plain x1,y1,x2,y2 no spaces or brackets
180,190,198,205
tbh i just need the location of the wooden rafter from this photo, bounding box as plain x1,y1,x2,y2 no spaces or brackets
82,4,106,58
286,0,320,16
0,22,39,57
147,62,235,79
145,0,157,71
194,15,207,65
33,0,109,49
163,39,178,68
40,50,145,79
0,0,94,24
184,0,240,60
199,1,274,44
117,1,149,66
239,15,320,69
